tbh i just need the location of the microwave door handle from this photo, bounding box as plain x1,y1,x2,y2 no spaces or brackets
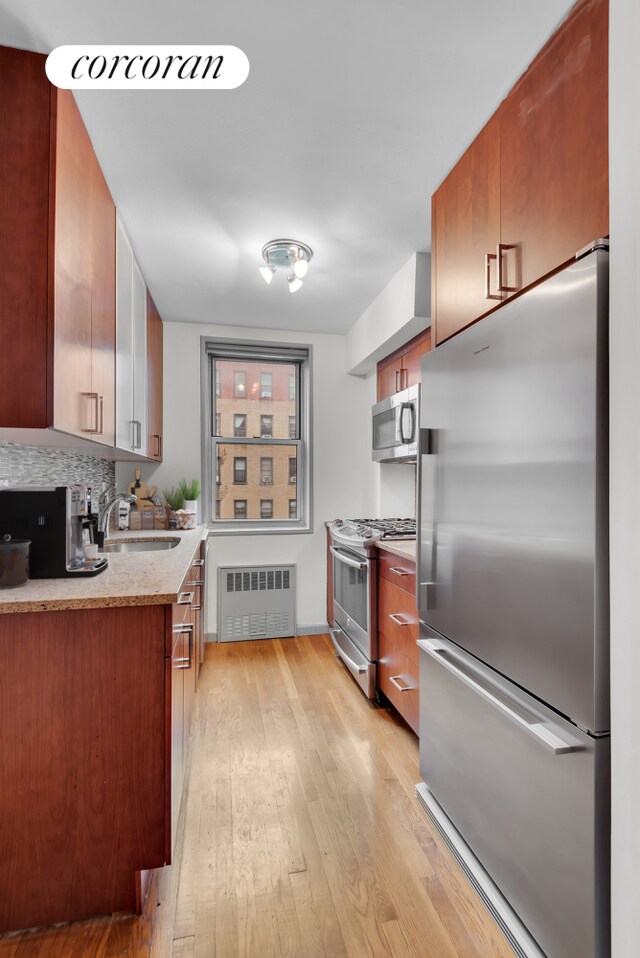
399,402,416,444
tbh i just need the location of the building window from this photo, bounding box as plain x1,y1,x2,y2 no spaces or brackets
260,415,273,438
207,341,312,531
260,457,273,485
260,372,272,399
233,370,246,398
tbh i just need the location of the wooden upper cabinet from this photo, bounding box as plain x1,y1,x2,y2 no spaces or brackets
432,112,502,345
0,49,116,444
431,0,609,345
147,291,163,461
500,0,608,296
376,327,432,401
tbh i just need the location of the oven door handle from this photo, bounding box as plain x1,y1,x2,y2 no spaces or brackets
330,546,368,572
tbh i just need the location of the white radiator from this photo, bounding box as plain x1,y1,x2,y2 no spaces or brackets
217,565,296,642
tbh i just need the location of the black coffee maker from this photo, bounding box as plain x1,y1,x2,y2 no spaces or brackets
0,485,107,578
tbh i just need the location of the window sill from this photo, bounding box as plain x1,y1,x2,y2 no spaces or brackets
208,520,312,536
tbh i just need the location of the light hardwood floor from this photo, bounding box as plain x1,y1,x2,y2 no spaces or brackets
0,635,515,957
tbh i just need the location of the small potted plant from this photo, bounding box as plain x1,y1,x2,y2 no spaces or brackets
179,478,201,524
163,486,184,529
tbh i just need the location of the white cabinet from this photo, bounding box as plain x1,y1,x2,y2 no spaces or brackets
116,214,148,456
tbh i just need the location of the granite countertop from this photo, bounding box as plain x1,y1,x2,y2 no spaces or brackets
375,539,417,562
0,526,208,615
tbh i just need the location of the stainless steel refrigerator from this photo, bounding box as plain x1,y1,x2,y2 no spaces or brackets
416,245,610,958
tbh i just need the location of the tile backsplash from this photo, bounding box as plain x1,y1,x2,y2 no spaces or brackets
0,441,115,497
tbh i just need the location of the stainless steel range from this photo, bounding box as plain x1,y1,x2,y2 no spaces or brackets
328,518,416,698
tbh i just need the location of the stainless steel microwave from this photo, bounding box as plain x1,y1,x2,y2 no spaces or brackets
372,383,419,463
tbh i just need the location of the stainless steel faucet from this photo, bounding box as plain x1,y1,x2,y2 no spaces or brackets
99,492,137,536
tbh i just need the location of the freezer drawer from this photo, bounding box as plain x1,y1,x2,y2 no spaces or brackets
419,632,610,958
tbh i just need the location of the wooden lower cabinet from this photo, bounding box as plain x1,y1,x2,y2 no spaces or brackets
0,550,202,934
377,553,419,734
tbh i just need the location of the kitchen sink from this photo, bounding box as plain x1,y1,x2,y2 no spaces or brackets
99,538,180,553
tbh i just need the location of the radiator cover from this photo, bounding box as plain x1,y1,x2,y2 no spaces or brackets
217,565,296,642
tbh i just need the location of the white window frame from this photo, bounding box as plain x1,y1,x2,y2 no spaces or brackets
202,337,313,535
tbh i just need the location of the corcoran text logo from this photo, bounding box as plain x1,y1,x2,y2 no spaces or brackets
45,45,250,90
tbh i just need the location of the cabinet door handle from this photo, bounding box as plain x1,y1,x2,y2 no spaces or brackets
131,420,142,449
484,253,501,301
497,243,518,293
389,613,411,626
98,395,104,435
401,368,408,391
81,392,100,433
389,674,416,692
153,434,162,457
395,370,400,393
389,566,410,577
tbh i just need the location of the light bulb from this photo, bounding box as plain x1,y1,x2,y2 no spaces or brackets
259,265,275,284
293,257,308,279
288,275,303,293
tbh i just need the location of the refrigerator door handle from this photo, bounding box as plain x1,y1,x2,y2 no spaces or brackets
419,638,580,756
417,427,437,611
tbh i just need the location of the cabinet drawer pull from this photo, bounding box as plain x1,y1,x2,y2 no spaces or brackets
389,613,411,626
177,591,194,605
496,242,518,293
389,566,410,577
186,579,204,587
484,253,501,301
192,558,205,567
389,674,416,692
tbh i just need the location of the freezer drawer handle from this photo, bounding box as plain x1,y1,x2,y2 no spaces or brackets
330,629,366,674
389,613,411,626
419,639,579,756
389,566,410,577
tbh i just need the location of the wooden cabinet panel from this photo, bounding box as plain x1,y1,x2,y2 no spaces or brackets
378,644,419,734
52,89,93,436
0,46,50,428
147,291,163,460
500,0,608,297
378,550,416,595
170,623,185,859
376,328,433,401
0,605,166,932
90,155,116,446
378,576,419,665
432,111,502,346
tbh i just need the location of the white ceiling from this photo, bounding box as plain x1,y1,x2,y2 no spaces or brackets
0,0,573,334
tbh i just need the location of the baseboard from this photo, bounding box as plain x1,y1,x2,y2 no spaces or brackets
205,631,217,643
296,624,330,636
415,783,546,958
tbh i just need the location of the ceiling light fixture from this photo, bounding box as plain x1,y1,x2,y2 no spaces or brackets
259,238,313,293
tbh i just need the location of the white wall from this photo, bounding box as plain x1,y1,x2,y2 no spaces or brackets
117,321,371,633
609,1,640,954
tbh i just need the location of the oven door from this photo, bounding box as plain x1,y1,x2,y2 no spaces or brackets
330,545,376,659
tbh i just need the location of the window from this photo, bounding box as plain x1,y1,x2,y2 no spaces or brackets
233,370,246,398
206,340,311,532
260,457,273,485
260,415,273,438
215,371,221,397
260,372,272,399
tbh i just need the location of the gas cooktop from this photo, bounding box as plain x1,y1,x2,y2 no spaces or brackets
330,517,416,542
